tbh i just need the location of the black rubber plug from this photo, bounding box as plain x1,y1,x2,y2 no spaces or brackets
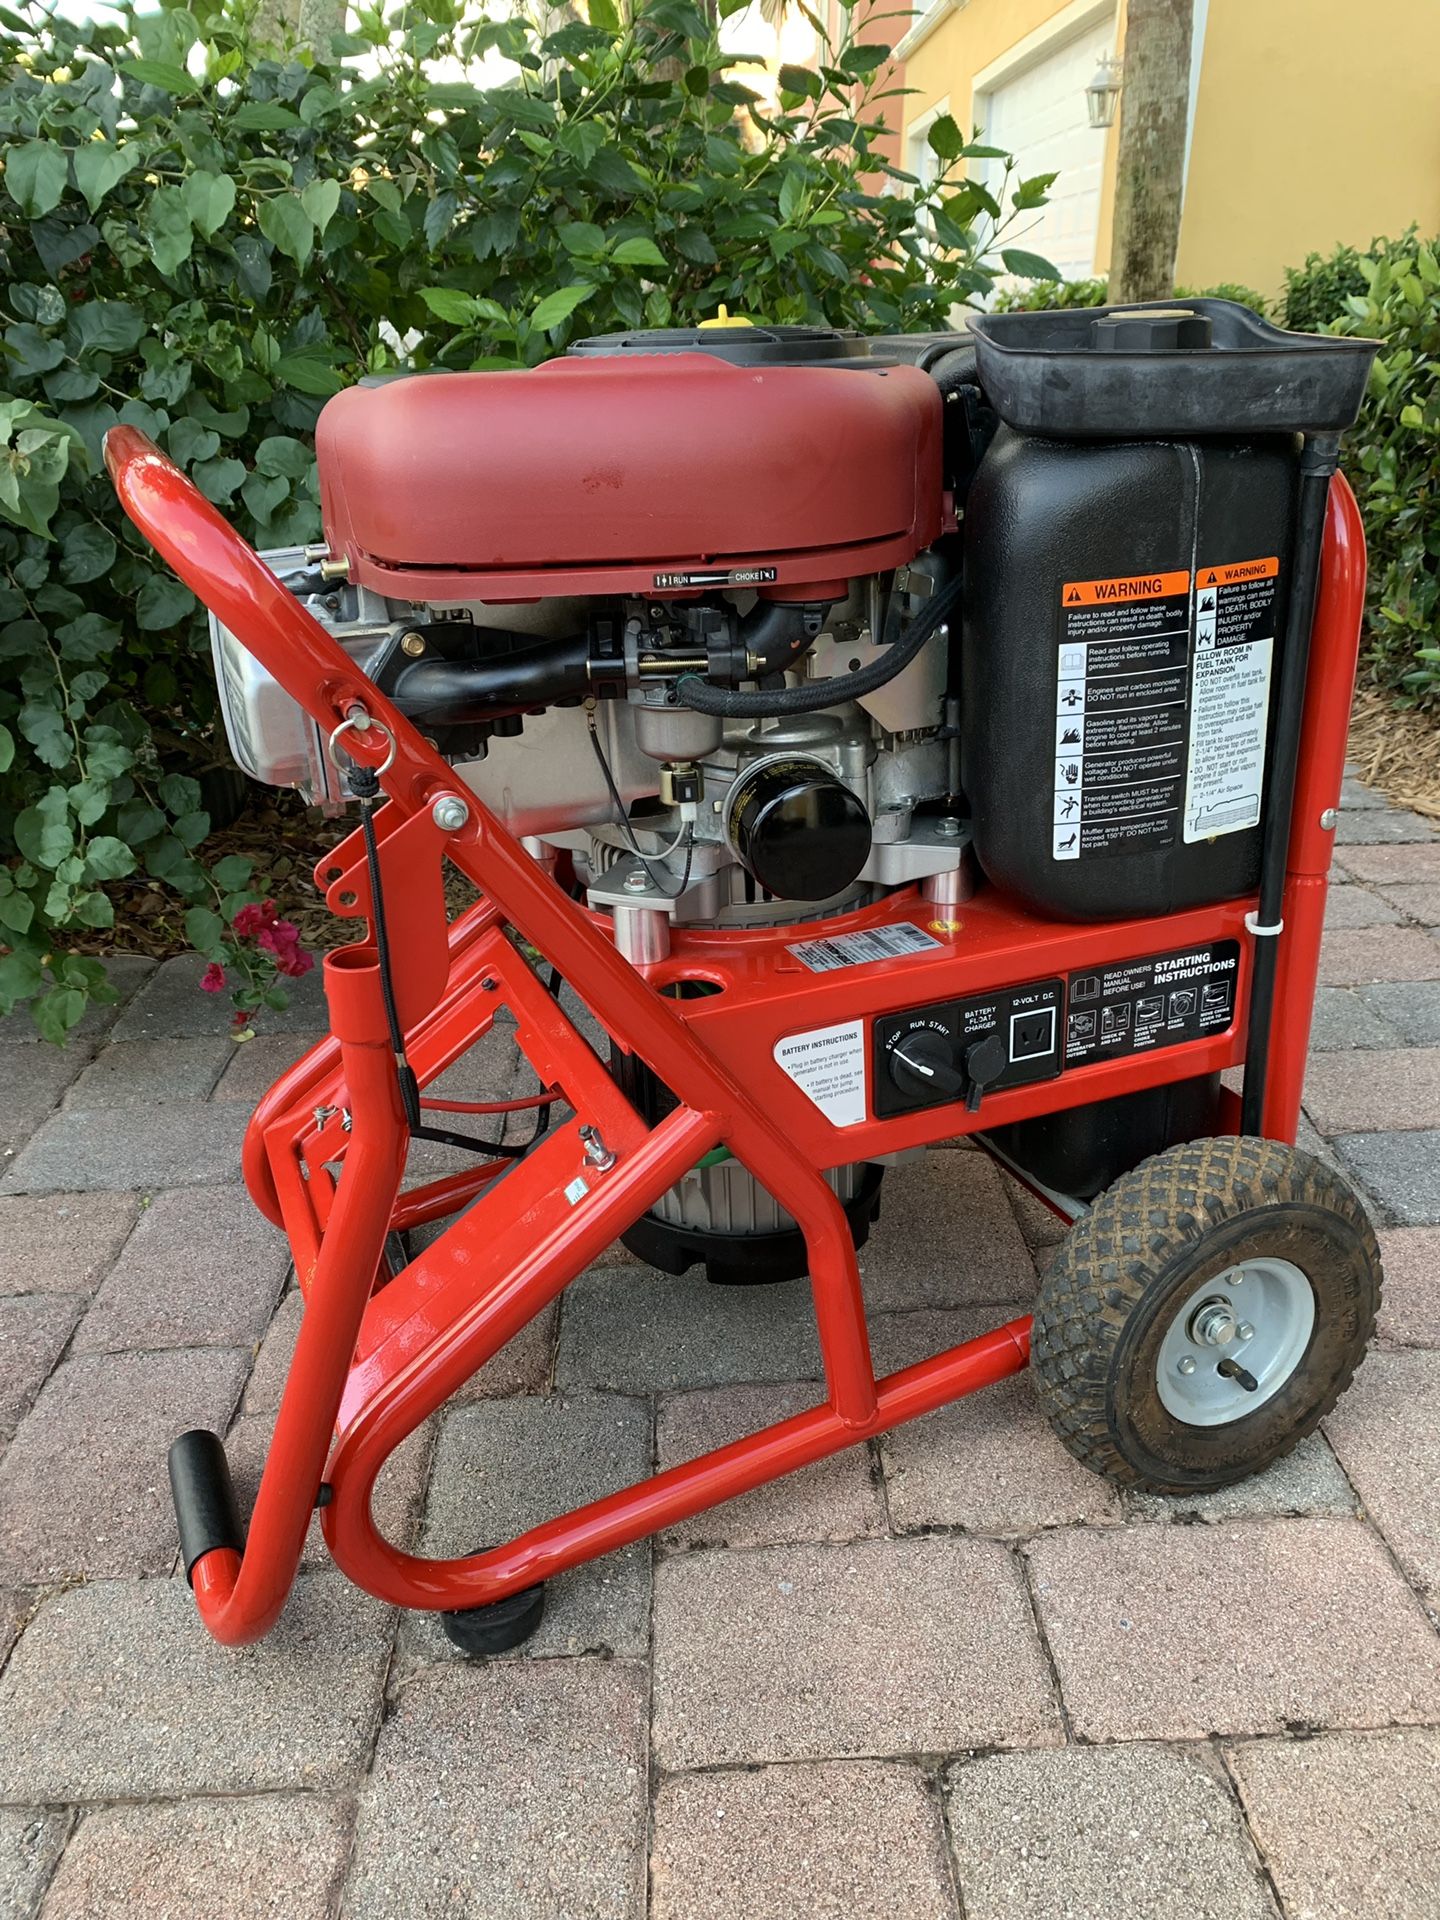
439,1582,547,1657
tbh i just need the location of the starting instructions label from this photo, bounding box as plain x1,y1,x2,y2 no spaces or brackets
1065,940,1241,1064
1053,570,1192,862
774,1020,866,1126
786,923,941,974
1183,557,1278,842
1054,557,1281,863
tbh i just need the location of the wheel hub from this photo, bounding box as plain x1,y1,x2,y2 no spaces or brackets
1156,1258,1316,1427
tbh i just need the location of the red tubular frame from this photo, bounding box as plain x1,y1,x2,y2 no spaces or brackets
106,428,1366,1646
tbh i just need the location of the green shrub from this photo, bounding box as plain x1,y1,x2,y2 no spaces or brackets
1332,237,1440,705
0,0,1058,1039
992,276,1108,312
994,276,1269,314
1277,233,1426,333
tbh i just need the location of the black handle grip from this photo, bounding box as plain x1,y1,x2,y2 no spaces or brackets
168,1428,245,1584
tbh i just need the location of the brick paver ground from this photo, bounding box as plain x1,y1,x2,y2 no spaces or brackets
2,776,1440,1916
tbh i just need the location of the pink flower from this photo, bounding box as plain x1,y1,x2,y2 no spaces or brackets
231,1008,252,1030
200,962,226,994
233,899,278,938
274,947,314,979
257,917,313,980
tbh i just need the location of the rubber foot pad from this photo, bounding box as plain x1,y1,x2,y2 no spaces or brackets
439,1582,546,1657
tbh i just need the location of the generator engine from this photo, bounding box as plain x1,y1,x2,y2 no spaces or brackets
208,308,1373,1281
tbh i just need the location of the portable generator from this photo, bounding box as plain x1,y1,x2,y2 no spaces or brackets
108,299,1382,1654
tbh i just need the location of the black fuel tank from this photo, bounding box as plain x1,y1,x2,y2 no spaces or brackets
961,426,1298,922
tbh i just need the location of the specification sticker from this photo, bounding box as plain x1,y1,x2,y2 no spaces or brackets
1065,941,1241,1064
774,1020,866,1126
1184,557,1278,843
1053,570,1192,862
786,923,942,974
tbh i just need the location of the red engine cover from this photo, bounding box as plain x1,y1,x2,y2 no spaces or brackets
316,353,943,601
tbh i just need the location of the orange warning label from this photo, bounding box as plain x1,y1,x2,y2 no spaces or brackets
1061,569,1191,607
1197,556,1279,588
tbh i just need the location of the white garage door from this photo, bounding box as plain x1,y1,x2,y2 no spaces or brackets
979,14,1116,282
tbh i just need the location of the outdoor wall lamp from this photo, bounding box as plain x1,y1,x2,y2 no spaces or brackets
1085,54,1123,129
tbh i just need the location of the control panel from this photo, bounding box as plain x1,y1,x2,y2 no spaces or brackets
873,977,1065,1118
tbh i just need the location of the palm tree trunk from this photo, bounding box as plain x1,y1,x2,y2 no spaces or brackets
1108,0,1193,303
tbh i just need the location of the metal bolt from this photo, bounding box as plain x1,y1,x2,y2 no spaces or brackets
578,1124,616,1172
623,869,648,893
431,794,470,832
1178,1356,1197,1375
936,817,962,839
1320,806,1338,831
1191,1299,1237,1347
1237,1322,1255,1342
401,631,427,657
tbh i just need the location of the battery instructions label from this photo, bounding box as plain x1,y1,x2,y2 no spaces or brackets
774,1020,866,1126
1183,557,1278,843
1065,940,1240,1064
1054,571,1192,862
786,923,941,974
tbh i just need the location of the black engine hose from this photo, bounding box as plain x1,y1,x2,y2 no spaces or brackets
388,632,590,724
741,599,829,676
674,572,963,719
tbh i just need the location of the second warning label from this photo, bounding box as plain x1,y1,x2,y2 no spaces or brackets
1053,569,1191,862
1184,557,1278,843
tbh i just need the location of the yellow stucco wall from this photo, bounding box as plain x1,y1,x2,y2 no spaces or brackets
1176,0,1440,297
899,0,1440,298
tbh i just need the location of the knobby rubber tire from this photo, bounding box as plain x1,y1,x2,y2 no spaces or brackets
1031,1136,1381,1493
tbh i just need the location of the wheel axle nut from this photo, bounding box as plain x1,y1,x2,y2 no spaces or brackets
1178,1356,1197,1375
431,794,470,832
1237,1322,1255,1342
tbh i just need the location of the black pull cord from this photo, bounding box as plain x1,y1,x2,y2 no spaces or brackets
347,764,531,1161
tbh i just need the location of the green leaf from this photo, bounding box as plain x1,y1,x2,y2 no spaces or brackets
558,222,607,259
0,949,45,1009
85,835,137,880
14,791,74,869
18,701,71,769
5,141,69,219
254,435,313,479
242,470,288,523
777,64,822,101
274,349,344,397
172,808,210,849
1000,248,1060,281
185,904,226,954
167,418,221,468
926,114,964,161
418,287,478,324
183,169,237,239
32,987,87,1044
530,284,595,332
116,801,165,844
136,573,197,628
60,524,116,584
301,177,341,238
0,721,12,773
231,101,301,131
612,236,667,269
212,853,254,889
257,195,313,268
69,300,146,358
72,142,138,215
122,58,192,94
145,186,194,276
777,172,805,225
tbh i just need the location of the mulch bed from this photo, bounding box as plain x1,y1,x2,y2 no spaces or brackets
1348,687,1440,822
